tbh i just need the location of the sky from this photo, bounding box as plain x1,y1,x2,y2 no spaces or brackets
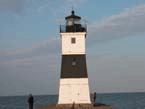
0,0,145,96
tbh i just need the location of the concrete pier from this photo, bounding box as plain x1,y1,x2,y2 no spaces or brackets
35,103,115,109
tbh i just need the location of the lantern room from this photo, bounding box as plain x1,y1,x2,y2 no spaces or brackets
65,10,81,25
60,10,87,33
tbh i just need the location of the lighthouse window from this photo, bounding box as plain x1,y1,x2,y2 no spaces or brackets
72,57,76,66
68,21,73,25
74,20,80,24
72,61,76,66
71,38,75,44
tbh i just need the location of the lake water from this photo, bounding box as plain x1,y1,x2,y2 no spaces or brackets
0,92,145,109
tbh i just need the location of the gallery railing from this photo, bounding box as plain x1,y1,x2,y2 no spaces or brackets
60,24,87,33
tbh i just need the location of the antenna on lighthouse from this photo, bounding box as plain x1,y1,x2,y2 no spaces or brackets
72,6,74,10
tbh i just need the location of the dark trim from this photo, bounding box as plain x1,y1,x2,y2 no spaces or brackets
65,10,81,20
65,15,81,20
60,24,87,33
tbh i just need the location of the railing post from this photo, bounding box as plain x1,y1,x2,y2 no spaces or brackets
64,25,66,32
85,24,87,32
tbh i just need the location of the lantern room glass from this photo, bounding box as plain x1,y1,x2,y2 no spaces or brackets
66,18,80,26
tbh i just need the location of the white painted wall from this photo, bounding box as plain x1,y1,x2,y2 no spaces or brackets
61,32,86,55
58,78,91,104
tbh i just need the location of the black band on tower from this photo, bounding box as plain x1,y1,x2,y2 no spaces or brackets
61,54,88,78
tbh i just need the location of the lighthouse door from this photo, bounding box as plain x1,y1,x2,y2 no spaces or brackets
71,85,80,103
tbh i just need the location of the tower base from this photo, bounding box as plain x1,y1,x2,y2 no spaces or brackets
58,78,91,104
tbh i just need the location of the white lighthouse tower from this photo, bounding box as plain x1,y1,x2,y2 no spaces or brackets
58,10,91,104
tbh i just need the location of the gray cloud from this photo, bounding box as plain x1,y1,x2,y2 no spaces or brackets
88,4,145,44
0,0,25,13
24,0,87,15
0,0,87,17
0,38,60,63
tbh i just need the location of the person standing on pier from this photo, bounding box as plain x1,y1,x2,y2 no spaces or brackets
28,94,34,109
93,92,96,103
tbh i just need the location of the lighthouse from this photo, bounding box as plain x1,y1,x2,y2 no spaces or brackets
58,10,91,104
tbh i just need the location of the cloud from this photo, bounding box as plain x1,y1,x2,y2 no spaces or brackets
28,0,87,19
0,0,25,13
0,38,60,63
32,38,59,49
0,0,87,17
88,4,145,44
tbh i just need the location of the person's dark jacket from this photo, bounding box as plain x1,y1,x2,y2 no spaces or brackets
28,96,34,104
93,92,96,99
